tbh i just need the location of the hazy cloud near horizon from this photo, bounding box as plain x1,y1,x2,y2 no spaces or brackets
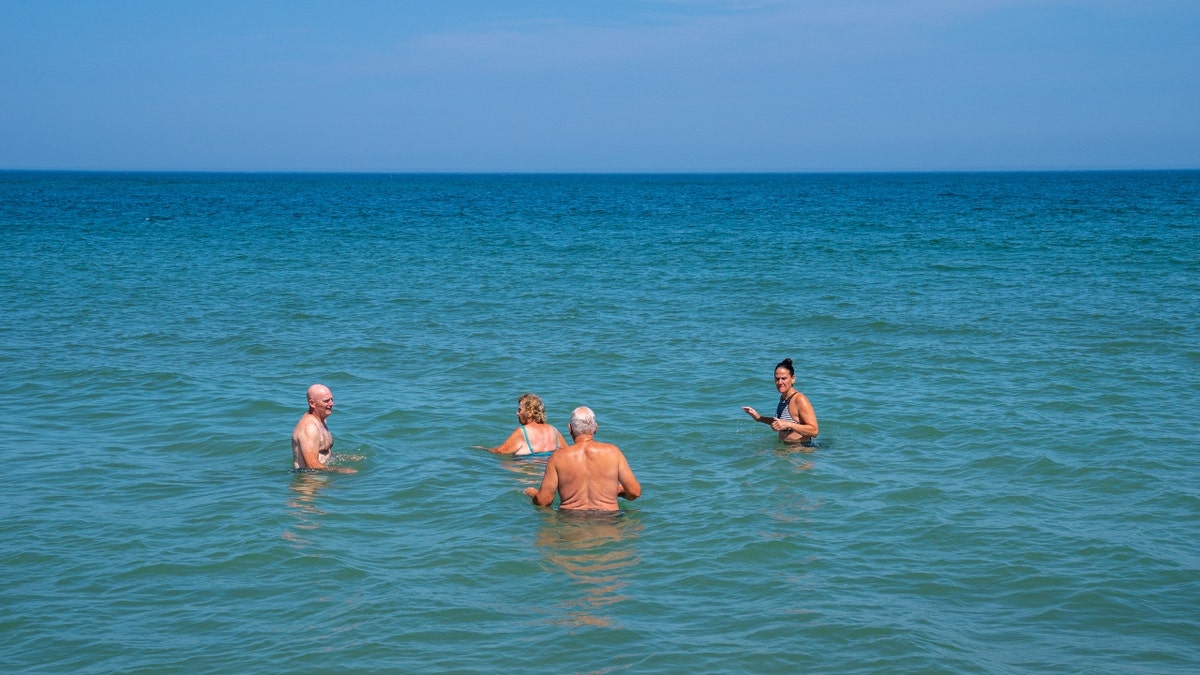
1,0,1196,171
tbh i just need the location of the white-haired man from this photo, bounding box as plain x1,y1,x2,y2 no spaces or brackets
523,406,641,511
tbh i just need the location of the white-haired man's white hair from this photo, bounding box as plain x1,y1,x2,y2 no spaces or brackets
568,406,597,436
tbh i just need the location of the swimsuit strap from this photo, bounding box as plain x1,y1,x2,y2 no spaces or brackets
776,392,797,420
521,425,534,454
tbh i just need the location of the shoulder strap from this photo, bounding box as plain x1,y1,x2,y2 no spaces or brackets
776,392,797,419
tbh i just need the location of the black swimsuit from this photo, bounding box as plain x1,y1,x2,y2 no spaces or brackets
775,393,797,422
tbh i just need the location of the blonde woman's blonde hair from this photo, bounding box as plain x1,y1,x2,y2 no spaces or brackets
517,393,547,424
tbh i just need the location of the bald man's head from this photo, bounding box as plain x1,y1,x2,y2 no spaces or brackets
306,384,334,420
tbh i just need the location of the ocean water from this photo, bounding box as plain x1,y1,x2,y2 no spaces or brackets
2,171,1198,673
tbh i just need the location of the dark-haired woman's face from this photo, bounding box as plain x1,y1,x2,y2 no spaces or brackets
774,367,794,393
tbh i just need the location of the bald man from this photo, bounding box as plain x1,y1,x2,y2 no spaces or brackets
291,384,335,470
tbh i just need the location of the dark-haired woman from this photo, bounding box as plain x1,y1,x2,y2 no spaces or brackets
742,357,819,445
483,392,568,456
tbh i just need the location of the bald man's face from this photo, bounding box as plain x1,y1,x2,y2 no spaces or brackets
308,387,334,420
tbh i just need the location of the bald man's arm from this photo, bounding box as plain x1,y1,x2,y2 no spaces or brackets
292,419,328,469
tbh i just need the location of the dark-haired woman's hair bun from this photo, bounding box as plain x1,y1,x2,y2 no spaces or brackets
775,357,795,376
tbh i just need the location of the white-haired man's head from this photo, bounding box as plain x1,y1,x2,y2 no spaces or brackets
568,406,598,437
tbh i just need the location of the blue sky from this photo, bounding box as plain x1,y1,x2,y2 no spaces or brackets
2,0,1197,172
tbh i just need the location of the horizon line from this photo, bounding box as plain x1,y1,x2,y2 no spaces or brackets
3,167,1197,176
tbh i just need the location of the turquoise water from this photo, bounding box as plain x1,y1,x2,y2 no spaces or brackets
2,171,1198,672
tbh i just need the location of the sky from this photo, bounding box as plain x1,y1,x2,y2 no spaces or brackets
1,0,1197,172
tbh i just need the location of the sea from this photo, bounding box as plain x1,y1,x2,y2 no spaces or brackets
2,170,1197,673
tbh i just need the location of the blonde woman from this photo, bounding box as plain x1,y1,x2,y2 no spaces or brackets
483,393,568,456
